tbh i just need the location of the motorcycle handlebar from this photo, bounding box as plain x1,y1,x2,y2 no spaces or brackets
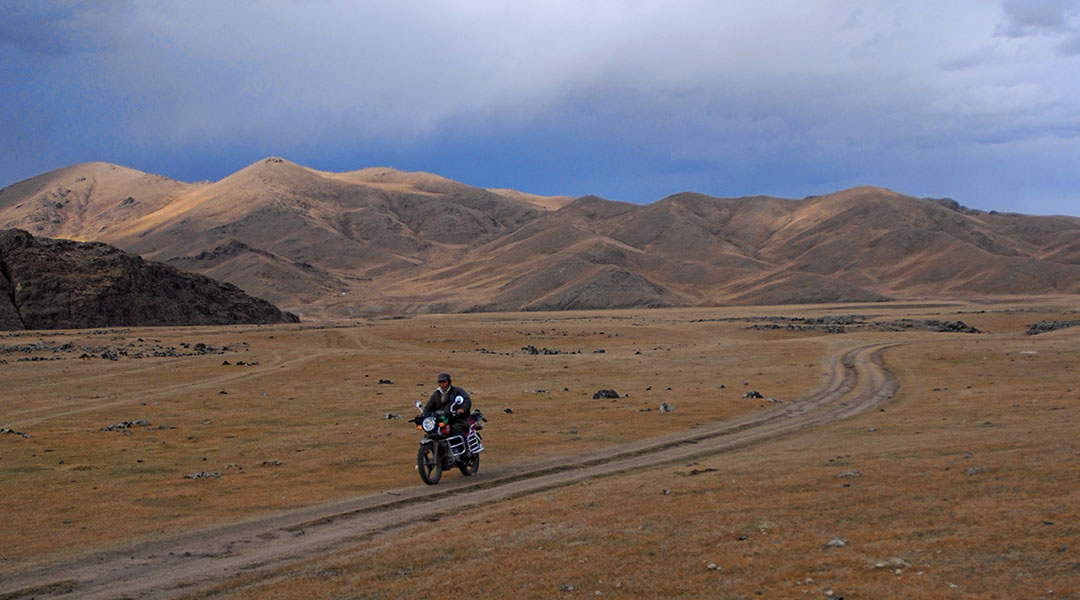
408,410,486,423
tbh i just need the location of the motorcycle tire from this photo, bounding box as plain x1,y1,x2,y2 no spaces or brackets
418,444,442,485
458,453,479,476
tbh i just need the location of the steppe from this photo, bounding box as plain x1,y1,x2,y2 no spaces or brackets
1,299,1078,599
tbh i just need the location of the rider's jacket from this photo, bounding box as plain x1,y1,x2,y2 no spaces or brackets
423,385,472,416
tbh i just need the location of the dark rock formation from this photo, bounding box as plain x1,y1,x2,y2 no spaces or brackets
1026,320,1080,335
873,319,981,333
521,344,579,355
0,229,299,330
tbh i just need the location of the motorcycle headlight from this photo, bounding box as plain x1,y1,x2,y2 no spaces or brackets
421,416,437,432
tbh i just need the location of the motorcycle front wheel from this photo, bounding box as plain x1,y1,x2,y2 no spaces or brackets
418,444,442,485
458,453,479,476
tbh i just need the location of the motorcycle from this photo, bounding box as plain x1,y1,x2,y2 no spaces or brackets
409,397,486,485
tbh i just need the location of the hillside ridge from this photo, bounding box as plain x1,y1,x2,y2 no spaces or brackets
2,158,1078,318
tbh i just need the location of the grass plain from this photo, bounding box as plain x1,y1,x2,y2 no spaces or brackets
1,298,1078,599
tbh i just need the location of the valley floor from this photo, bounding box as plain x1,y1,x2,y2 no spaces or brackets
1,298,1077,599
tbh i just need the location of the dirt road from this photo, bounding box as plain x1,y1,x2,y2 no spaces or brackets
0,342,899,600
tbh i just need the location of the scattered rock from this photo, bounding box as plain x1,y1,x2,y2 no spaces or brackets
377,379,394,385
706,563,721,571
521,345,579,355
184,471,221,479
871,557,908,570
503,408,514,414
737,315,863,333
742,390,764,399
100,420,150,431
875,319,981,334
592,389,620,399
658,402,675,413
1027,320,1080,335
261,459,284,467
826,538,849,548
383,413,402,420
837,471,862,478
0,427,31,438
964,466,990,476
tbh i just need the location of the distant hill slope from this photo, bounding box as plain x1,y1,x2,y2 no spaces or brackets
2,158,1078,317
0,229,298,330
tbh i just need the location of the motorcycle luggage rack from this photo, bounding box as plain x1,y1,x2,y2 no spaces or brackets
446,435,467,457
466,432,484,454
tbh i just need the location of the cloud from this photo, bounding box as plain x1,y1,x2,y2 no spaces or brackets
2,1,1079,215
1059,33,1080,55
0,1,128,56
996,0,1078,37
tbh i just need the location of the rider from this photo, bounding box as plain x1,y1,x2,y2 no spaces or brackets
424,372,472,446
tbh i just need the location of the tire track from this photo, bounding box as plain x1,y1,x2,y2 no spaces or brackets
4,348,338,428
0,342,900,600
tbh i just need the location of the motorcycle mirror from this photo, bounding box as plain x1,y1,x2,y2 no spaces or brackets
415,400,423,411
453,396,464,408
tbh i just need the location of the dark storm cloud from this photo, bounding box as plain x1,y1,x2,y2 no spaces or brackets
997,0,1080,56
2,1,1079,216
997,0,1077,36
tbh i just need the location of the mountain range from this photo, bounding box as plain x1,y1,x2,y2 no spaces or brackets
2,157,1078,318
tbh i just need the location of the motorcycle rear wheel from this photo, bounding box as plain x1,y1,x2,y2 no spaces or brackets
458,453,479,476
418,444,442,485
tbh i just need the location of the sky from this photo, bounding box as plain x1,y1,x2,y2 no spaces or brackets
2,1,1079,216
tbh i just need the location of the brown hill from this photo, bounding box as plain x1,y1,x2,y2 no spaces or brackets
0,162,196,241
0,229,298,330
2,159,1078,317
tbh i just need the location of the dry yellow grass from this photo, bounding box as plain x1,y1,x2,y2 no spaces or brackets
2,299,1078,599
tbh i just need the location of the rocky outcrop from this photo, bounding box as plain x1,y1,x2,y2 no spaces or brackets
0,229,299,330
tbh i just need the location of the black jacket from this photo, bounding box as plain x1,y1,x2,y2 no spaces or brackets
424,385,472,416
